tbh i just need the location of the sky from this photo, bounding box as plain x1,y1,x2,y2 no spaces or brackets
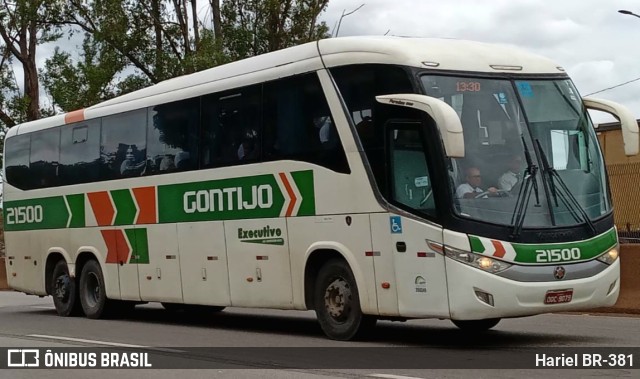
321,0,640,123
8,0,640,125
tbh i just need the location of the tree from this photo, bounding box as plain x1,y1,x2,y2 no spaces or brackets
221,0,330,60
0,0,64,125
40,35,140,112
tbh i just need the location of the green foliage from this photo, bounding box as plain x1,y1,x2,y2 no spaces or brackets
221,0,330,60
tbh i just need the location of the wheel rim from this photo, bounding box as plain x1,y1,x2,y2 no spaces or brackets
324,277,352,322
84,272,100,308
54,274,71,304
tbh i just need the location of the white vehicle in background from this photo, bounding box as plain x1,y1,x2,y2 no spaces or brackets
3,37,637,340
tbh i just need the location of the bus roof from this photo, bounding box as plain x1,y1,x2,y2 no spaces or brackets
8,36,565,138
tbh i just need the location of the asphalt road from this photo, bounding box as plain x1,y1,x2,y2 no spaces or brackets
0,291,638,379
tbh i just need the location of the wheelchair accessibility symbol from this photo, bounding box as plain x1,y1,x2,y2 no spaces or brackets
390,216,403,234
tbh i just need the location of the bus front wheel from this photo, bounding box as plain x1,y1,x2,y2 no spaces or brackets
451,318,501,331
51,260,82,316
314,259,376,340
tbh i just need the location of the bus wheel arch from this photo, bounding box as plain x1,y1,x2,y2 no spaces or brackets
45,252,67,296
304,248,376,340
312,257,376,340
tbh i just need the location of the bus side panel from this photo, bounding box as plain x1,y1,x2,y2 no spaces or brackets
290,214,378,315
4,232,27,292
138,224,183,303
68,228,120,300
178,221,231,306
392,217,449,318
225,218,293,308
369,213,400,316
113,227,141,301
30,230,69,296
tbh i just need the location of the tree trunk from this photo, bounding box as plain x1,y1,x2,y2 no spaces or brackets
210,0,222,41
191,0,200,50
151,0,164,79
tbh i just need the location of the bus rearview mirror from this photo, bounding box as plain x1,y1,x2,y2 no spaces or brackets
376,94,465,158
584,97,639,156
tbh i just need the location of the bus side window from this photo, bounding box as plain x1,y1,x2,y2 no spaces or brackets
100,109,147,180
147,97,200,175
200,86,261,168
4,134,31,190
60,121,101,186
29,128,61,189
262,73,349,173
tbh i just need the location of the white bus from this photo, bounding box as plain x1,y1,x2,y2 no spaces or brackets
3,37,638,340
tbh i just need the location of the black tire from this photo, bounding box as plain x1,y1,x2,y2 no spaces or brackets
79,260,113,319
161,303,225,313
51,260,82,316
451,318,501,331
314,259,376,340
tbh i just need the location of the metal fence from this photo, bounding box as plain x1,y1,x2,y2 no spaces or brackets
607,162,640,244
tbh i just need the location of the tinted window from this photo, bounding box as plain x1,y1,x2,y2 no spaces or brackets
389,123,436,218
201,86,262,168
263,73,349,173
331,65,415,193
60,120,101,185
29,128,61,189
5,134,31,189
147,98,200,174
100,110,147,180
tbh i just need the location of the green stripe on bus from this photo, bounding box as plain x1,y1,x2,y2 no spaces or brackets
157,174,286,223
292,170,315,216
125,228,149,264
509,228,617,263
112,189,137,225
3,196,68,231
66,194,85,228
468,236,485,254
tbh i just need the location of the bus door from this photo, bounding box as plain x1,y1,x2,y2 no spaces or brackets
371,120,449,318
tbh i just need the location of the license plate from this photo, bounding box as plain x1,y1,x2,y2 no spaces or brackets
544,289,573,304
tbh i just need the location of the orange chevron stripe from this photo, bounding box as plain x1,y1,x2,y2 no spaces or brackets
101,229,130,264
491,240,506,258
88,191,115,226
279,173,297,217
133,186,156,224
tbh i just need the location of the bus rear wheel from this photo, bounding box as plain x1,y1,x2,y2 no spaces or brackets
314,259,376,340
79,260,112,319
451,318,501,331
51,260,82,316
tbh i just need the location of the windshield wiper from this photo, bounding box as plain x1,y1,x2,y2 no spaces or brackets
534,139,597,234
510,136,541,238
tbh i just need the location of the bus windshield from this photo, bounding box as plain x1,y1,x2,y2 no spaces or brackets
420,75,611,228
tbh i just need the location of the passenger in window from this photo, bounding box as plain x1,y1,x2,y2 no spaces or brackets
316,116,331,144
456,167,499,199
498,154,523,192
237,130,259,160
174,151,191,170
159,154,176,171
120,146,146,176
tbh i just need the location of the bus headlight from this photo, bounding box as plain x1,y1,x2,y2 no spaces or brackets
445,246,511,274
596,246,619,265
